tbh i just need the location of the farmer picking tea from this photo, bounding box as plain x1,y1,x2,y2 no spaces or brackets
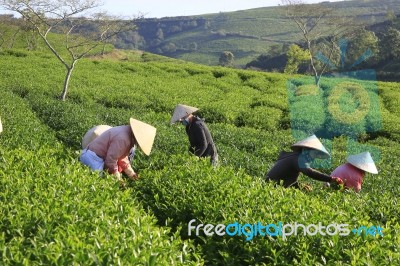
81,124,137,175
81,125,112,149
330,151,378,192
265,135,343,189
170,104,218,166
80,118,156,185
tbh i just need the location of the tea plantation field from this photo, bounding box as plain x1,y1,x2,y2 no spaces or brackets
0,48,399,265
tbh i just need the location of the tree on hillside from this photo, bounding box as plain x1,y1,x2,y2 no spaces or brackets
116,31,146,49
162,42,176,53
284,44,309,74
219,51,235,67
281,0,360,86
0,0,138,101
347,29,379,66
156,27,164,40
93,12,137,56
189,42,197,51
385,10,396,24
380,27,400,60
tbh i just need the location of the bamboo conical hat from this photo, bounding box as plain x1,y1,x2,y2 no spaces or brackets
129,118,157,156
82,125,112,149
170,104,198,124
347,152,378,174
291,134,330,158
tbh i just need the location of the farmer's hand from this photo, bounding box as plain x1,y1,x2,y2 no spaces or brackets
332,176,344,185
128,172,139,181
114,172,126,189
303,184,313,192
300,183,313,192
330,176,344,191
124,167,138,181
119,180,126,190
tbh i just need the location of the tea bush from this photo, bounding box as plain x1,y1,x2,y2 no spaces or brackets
0,48,399,265
134,158,399,265
0,148,200,265
0,89,60,150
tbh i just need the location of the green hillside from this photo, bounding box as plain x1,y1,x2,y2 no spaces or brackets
0,40,400,264
121,0,400,67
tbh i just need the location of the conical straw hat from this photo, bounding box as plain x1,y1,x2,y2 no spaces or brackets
82,125,112,149
347,152,378,174
291,134,330,158
170,104,198,124
129,118,157,156
0,117,2,133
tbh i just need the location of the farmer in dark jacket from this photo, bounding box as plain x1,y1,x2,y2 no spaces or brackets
265,135,343,189
170,104,218,166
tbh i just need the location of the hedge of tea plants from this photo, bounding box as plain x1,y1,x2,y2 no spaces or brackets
0,85,201,265
0,48,399,265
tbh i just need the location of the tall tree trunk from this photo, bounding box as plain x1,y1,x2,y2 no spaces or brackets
315,74,321,87
60,61,76,101
101,43,106,56
306,40,320,87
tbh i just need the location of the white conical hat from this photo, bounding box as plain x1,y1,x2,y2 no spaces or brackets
170,104,198,124
347,152,378,174
82,125,112,149
0,117,2,133
129,118,157,156
291,134,330,158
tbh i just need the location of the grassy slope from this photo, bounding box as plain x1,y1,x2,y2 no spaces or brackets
0,46,399,264
148,0,400,66
0,53,202,265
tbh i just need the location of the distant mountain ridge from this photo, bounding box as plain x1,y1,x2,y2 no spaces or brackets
115,0,400,67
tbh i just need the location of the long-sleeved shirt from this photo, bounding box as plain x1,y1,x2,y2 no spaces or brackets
331,163,365,192
87,125,135,174
185,117,217,159
265,151,333,188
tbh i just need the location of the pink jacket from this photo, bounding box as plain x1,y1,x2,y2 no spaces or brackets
331,163,365,192
87,125,135,174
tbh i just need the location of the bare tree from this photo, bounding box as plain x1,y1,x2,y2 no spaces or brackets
0,14,20,49
19,18,39,50
91,11,139,56
0,0,138,100
281,0,360,86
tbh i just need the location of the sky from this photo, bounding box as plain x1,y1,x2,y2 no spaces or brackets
0,0,345,18
99,0,345,18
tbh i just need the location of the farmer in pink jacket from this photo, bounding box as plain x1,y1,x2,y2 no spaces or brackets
330,152,378,192
80,118,156,185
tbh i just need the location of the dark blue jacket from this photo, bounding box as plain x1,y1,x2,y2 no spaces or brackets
265,151,332,188
185,116,217,159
